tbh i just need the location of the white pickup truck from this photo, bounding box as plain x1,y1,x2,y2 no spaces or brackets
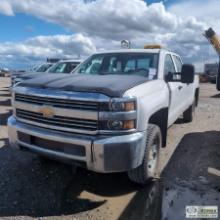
8,46,199,184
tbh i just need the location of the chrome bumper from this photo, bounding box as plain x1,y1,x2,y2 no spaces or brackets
8,116,146,173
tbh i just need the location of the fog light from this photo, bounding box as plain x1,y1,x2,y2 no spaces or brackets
107,120,123,130
123,120,135,130
107,120,135,130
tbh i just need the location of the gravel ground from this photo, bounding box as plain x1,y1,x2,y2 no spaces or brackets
0,77,219,220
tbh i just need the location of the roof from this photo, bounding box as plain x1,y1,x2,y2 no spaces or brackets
93,48,168,54
58,59,82,63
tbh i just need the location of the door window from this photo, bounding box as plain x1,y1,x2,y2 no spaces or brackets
173,56,183,72
164,54,175,76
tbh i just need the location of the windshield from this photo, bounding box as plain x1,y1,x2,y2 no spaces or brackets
47,62,79,73
73,53,158,79
36,64,52,72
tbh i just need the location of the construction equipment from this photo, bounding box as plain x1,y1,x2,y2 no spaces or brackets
204,28,220,90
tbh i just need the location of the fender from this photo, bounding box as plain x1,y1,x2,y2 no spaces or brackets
148,108,169,147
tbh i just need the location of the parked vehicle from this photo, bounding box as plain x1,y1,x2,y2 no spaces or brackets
0,68,10,77
35,63,53,72
11,60,81,86
11,63,52,86
46,59,81,74
8,46,199,184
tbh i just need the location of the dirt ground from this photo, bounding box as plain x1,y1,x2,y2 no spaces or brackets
0,77,219,220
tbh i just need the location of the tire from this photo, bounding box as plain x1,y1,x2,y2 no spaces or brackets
211,78,216,84
183,99,195,123
128,124,161,184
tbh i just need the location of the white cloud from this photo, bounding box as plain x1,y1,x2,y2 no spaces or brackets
0,34,96,58
0,1,14,16
0,0,218,71
0,0,205,39
0,34,97,69
169,0,219,20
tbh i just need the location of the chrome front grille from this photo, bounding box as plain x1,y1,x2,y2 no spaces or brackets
15,94,99,111
13,88,112,135
16,109,98,131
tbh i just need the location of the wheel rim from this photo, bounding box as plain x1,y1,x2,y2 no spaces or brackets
147,136,159,177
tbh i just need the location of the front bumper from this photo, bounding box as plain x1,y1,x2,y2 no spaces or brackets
8,116,146,173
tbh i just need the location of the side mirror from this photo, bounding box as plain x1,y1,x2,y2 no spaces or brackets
181,64,195,84
166,72,174,82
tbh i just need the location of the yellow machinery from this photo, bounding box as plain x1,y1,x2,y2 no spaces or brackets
204,28,220,90
144,44,162,49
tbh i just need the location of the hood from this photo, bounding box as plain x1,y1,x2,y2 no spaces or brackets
19,74,148,97
18,71,45,80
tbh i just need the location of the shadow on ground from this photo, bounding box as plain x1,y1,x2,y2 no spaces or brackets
119,130,220,220
0,138,138,218
211,93,220,98
0,130,220,219
162,130,220,182
0,98,11,106
160,130,220,220
0,89,10,92
174,118,185,124
119,180,163,220
0,110,12,125
0,93,10,97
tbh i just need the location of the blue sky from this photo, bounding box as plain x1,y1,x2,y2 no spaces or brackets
0,0,218,70
0,13,70,42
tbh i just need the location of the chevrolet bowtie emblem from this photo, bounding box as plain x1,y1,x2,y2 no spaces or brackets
39,106,55,118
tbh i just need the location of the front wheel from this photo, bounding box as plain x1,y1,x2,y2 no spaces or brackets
128,124,161,184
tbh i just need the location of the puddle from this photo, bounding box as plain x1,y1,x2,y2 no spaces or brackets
126,177,220,220
162,178,220,220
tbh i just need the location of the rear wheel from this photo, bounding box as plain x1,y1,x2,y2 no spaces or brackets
183,99,195,123
128,124,161,184
211,78,216,84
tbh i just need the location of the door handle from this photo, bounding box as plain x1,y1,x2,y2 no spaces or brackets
178,86,183,90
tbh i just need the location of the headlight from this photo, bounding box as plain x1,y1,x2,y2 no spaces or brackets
108,120,124,130
15,78,22,83
111,102,125,111
110,99,136,112
100,120,136,131
99,97,137,132
11,78,23,87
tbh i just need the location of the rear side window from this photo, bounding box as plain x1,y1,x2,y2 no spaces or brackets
65,63,78,73
48,62,79,73
173,56,183,72
164,54,175,76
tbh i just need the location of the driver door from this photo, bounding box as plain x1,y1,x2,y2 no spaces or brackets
164,54,183,126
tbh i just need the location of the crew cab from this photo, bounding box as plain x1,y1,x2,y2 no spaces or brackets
8,47,199,184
